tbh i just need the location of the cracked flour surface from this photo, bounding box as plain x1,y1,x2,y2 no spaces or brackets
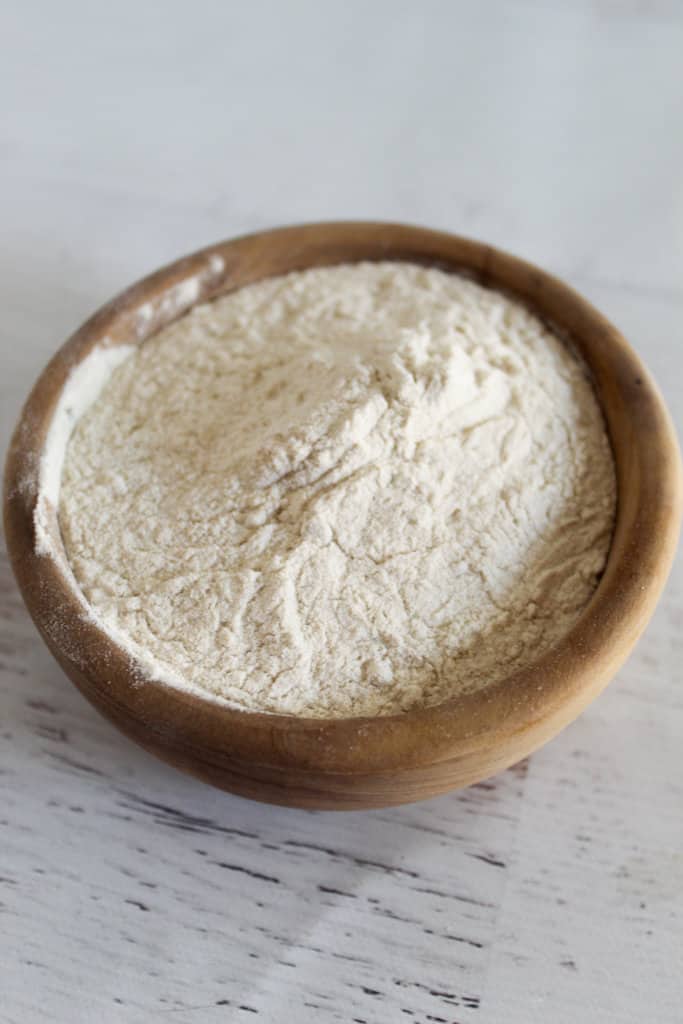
59,263,616,717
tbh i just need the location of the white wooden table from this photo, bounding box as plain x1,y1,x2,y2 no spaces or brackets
2,3,682,1021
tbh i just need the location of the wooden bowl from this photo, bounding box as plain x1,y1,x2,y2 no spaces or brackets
4,223,681,809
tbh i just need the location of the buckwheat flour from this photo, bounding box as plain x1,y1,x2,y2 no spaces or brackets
56,262,616,717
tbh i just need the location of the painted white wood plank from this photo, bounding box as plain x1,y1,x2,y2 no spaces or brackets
2,3,682,1021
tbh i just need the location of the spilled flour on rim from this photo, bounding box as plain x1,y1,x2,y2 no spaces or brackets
56,262,616,717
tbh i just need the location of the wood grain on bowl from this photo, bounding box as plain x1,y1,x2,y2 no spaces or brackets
3,222,682,808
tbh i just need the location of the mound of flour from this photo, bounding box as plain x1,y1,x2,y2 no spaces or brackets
58,263,616,717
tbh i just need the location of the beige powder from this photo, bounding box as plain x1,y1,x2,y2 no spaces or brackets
58,262,616,717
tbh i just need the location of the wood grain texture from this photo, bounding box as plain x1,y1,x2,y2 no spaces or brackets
2,1,683,1020
4,223,681,808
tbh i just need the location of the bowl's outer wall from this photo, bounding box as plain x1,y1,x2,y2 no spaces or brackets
4,223,682,808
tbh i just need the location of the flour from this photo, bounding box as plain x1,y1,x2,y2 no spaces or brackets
35,345,136,558
56,263,616,717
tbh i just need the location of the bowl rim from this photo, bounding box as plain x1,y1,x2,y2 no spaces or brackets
4,220,682,778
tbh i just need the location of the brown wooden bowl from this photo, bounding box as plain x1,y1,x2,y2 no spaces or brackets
4,223,682,809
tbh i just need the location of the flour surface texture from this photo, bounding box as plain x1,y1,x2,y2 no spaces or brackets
59,263,616,717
